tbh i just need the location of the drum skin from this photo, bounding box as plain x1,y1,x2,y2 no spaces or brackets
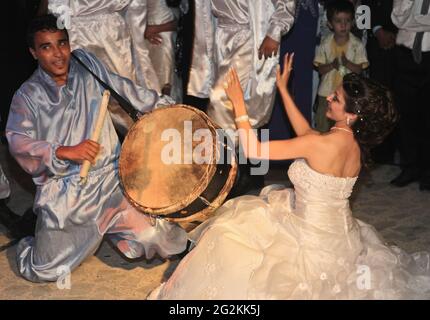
119,105,237,231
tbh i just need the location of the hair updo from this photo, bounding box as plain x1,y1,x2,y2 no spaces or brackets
342,73,399,165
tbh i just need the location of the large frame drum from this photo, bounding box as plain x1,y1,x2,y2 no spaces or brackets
119,105,237,231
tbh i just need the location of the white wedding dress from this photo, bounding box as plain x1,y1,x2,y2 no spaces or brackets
149,160,430,299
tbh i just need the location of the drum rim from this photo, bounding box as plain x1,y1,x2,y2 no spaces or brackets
164,155,237,225
119,104,220,215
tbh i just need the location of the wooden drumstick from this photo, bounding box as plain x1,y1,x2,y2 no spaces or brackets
80,90,111,182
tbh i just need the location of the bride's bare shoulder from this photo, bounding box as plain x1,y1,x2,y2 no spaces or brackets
320,130,357,147
307,131,360,160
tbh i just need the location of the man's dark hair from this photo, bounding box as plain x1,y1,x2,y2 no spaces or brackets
27,14,69,49
326,0,355,22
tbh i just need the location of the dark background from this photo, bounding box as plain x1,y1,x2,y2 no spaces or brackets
1,1,42,132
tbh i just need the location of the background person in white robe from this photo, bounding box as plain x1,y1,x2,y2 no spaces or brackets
145,0,182,102
194,0,295,132
390,0,430,190
191,0,296,196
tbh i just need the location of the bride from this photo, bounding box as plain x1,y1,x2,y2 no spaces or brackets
149,54,430,299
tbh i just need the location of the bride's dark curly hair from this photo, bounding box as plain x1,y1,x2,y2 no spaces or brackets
342,73,399,165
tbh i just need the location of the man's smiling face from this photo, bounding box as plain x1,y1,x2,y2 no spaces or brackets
30,29,71,85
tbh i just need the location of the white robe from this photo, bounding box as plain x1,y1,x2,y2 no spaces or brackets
146,0,182,102
190,0,296,130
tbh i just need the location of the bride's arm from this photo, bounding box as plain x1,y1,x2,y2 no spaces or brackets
225,68,323,161
277,53,320,137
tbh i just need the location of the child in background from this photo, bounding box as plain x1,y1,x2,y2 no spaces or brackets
314,0,368,132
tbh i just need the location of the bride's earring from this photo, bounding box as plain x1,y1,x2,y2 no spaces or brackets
346,117,351,126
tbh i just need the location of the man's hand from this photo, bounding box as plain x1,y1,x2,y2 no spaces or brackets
145,25,163,45
145,20,177,45
56,140,101,165
375,28,396,50
258,36,279,60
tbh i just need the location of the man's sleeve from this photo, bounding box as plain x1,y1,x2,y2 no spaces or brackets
266,0,296,43
6,92,70,178
392,0,430,31
74,49,174,116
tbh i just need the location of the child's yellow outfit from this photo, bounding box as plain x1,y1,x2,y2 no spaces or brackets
314,33,369,132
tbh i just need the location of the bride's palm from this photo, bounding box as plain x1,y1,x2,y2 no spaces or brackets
224,68,244,107
276,53,294,91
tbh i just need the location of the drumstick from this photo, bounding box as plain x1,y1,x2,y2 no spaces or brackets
80,90,111,182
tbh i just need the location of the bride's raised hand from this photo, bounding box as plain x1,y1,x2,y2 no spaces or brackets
276,53,294,91
224,68,244,108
